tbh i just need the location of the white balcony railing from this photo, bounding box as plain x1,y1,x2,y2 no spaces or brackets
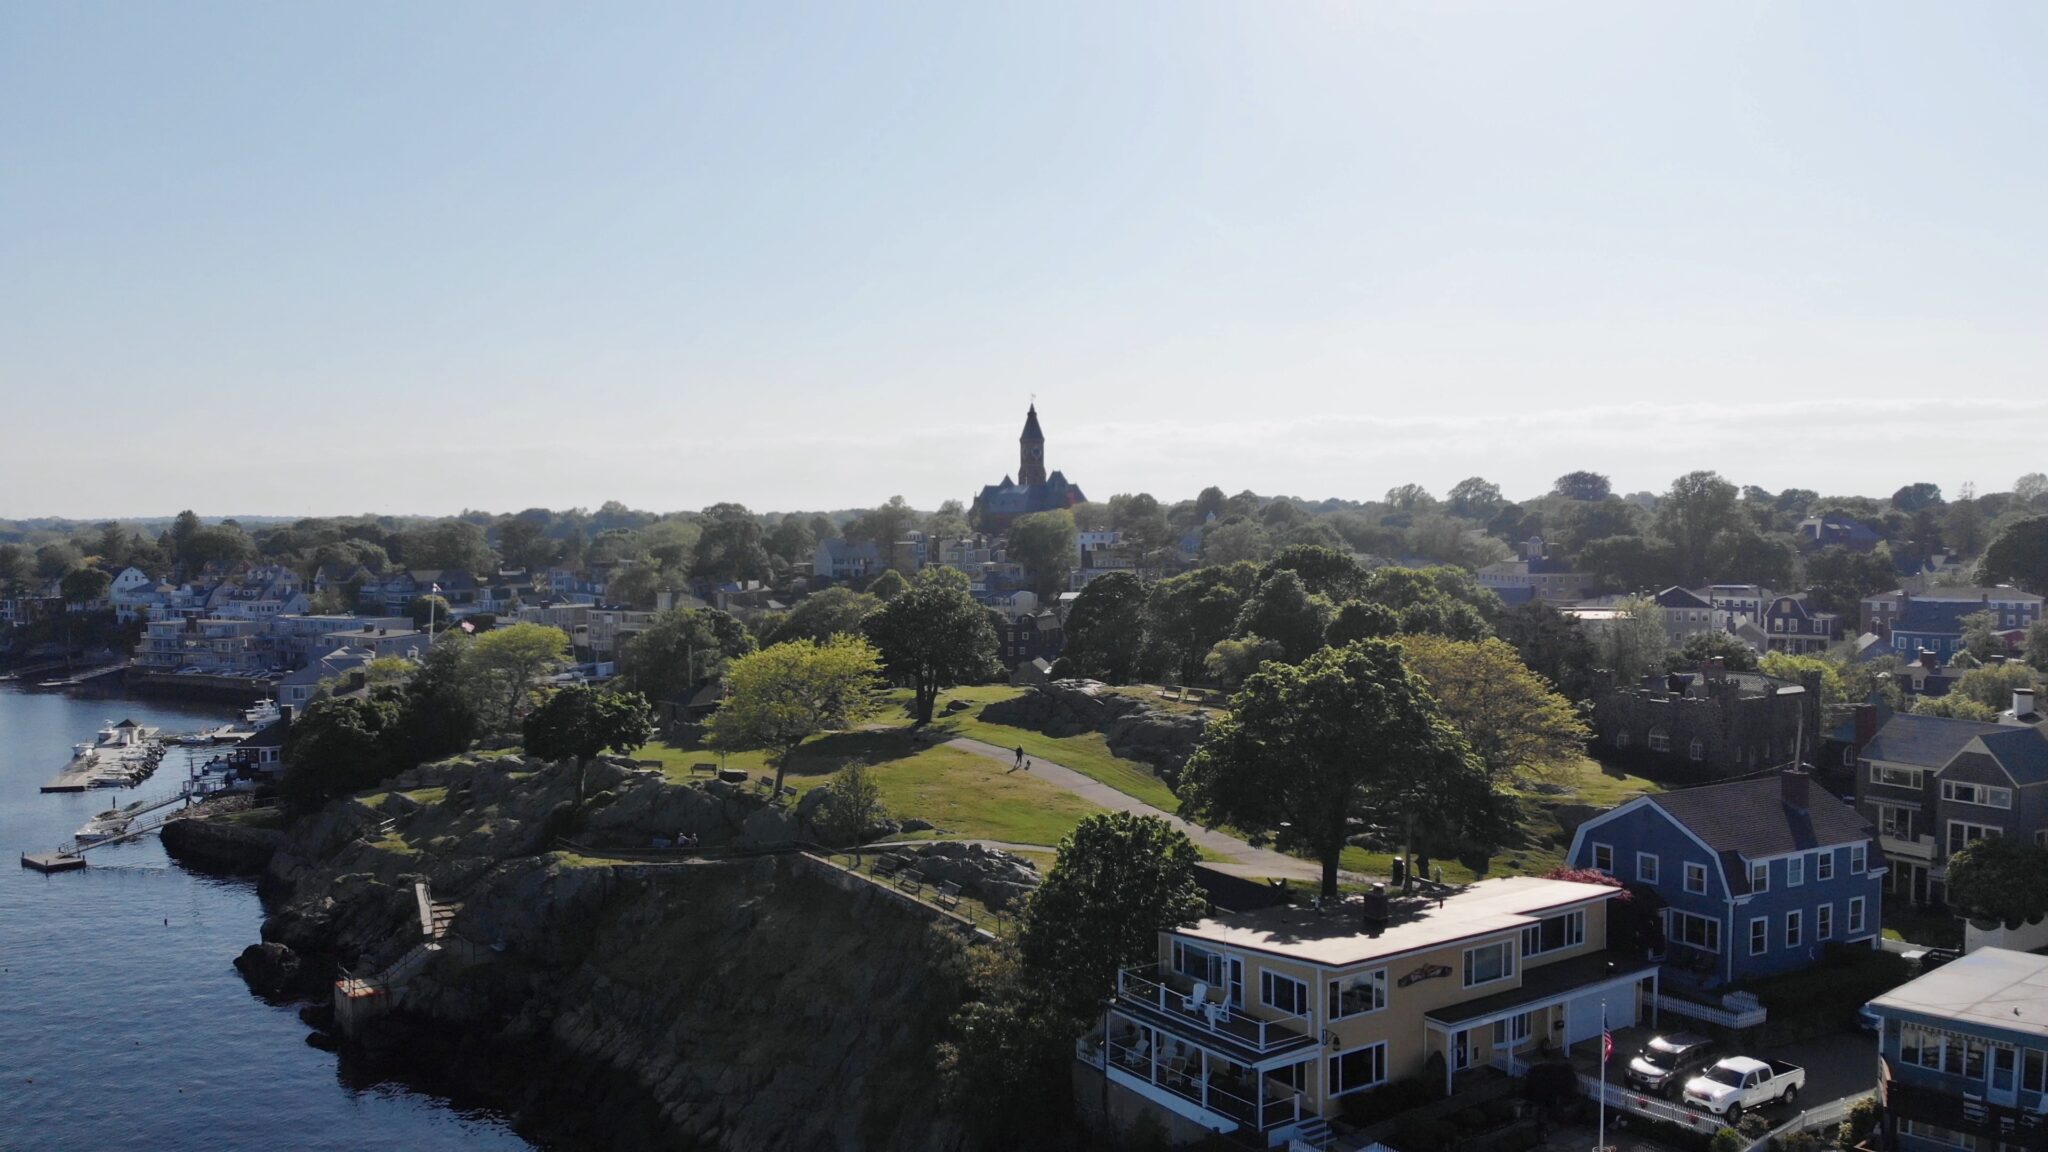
1116,965,1311,1054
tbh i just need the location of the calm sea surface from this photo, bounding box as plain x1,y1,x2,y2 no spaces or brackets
0,686,539,1152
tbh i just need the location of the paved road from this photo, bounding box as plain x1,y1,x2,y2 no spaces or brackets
939,734,1340,884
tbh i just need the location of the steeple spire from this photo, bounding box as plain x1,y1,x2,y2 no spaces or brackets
1018,403,1047,486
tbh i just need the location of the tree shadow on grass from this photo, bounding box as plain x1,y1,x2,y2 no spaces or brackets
777,727,932,782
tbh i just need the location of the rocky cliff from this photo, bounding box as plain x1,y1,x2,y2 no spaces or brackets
979,680,1211,782
247,753,977,1152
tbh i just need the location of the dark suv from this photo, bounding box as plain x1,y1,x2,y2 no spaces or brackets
1626,1033,1718,1098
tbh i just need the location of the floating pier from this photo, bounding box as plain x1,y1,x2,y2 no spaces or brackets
21,852,88,873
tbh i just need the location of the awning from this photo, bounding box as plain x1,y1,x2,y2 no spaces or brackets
1424,951,1657,1032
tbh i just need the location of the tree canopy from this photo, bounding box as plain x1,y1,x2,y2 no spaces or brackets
620,607,757,703
863,568,1001,724
1058,571,1149,683
1979,516,2048,595
1945,837,2048,928
1397,634,1591,786
1178,639,1507,899
465,623,572,731
523,685,655,804
1006,509,1079,597
707,635,883,792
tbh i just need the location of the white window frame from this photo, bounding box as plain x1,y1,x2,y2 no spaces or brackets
1171,939,1224,986
1463,940,1517,988
1943,781,2015,810
1750,861,1770,893
1848,896,1867,935
1870,764,1926,789
1817,903,1834,941
1750,917,1769,956
1785,909,1803,950
1327,968,1388,1020
1637,852,1660,884
1816,852,1834,882
1492,1011,1534,1047
1261,969,1308,1017
1648,729,1671,753
1689,738,1705,762
1521,910,1586,958
1788,856,1805,887
1683,862,1708,895
1948,820,2002,856
1669,909,1721,952
1327,1041,1390,1098
1591,843,1614,874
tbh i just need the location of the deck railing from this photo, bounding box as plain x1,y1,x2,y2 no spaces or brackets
1097,1037,1303,1131
1117,965,1310,1053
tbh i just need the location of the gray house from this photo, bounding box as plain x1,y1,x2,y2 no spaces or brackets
1856,712,2048,906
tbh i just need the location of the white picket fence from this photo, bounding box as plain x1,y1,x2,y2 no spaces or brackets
1581,1071,1869,1152
1653,991,1769,1030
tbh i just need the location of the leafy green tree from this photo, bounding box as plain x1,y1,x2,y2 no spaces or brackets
847,496,919,551
2026,620,2048,673
691,503,773,583
1204,634,1282,690
1106,492,1171,555
1912,694,2000,721
1398,634,1591,786
1945,837,2048,927
1358,566,1497,640
769,587,879,645
1579,534,1680,593
1147,563,1259,684
395,519,494,573
1007,509,1079,597
820,759,887,858
466,622,572,730
1200,517,1272,566
407,594,453,631
1891,483,1945,514
1447,477,1504,519
1805,546,1901,616
1678,629,1760,672
1553,471,1613,501
494,515,556,573
620,607,756,702
867,568,909,601
1017,812,1208,1023
708,636,883,793
1497,600,1599,700
281,694,402,811
1959,610,2006,662
1603,596,1672,684
1325,600,1398,646
863,568,1000,724
0,543,31,594
180,524,256,572
766,516,817,567
1949,661,2039,712
1179,639,1503,900
1231,569,1331,662
59,567,110,606
524,684,655,805
386,641,479,766
1193,486,1228,523
1059,571,1149,683
1978,515,2048,595
1265,544,1368,602
1655,471,1740,586
2016,474,2048,504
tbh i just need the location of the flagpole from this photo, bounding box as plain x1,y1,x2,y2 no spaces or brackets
1597,1004,1608,1152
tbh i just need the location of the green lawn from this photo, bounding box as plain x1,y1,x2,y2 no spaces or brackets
926,685,1186,810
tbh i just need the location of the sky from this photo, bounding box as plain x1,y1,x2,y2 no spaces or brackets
3,2,2045,519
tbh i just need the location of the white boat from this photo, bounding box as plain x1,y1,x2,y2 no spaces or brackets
242,699,281,727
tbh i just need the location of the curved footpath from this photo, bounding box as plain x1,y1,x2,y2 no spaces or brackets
936,734,1351,884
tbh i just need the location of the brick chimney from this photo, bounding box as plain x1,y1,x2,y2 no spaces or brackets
1781,768,1810,813
1919,648,1938,671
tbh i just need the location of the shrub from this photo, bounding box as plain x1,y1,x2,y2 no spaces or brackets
1619,1114,1716,1152
1738,1113,1775,1138
1713,1127,1747,1152
1836,1097,1881,1150
1775,1131,1823,1152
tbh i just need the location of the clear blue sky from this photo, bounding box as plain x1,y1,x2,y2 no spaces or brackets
4,2,2044,518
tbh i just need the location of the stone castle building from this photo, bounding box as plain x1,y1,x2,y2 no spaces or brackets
970,404,1086,533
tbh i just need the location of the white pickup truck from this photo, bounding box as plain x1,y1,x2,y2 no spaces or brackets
1682,1056,1804,1120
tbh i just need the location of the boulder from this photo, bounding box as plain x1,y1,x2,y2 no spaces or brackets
902,843,1044,910
235,941,311,998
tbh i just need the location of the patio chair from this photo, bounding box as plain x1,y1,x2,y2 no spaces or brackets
1182,982,1209,1013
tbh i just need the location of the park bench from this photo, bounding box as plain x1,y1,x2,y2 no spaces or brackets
756,774,775,792
689,762,717,776
896,869,925,895
871,854,907,878
934,881,962,910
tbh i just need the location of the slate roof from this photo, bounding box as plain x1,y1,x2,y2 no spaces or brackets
1894,600,1985,637
1862,712,2008,767
1656,586,1712,609
1980,727,2048,787
1647,776,1874,861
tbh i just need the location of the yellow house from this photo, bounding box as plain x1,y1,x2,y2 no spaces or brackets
1081,876,1658,1146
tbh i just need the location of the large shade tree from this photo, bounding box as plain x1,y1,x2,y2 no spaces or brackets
1059,571,1150,683
1397,634,1592,787
863,567,1000,724
523,685,655,805
1979,515,2048,596
621,606,757,702
465,623,572,731
707,635,884,793
1178,639,1506,900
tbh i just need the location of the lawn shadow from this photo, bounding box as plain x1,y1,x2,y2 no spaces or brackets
779,727,933,781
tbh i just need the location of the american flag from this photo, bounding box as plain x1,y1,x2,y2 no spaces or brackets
459,620,475,634
431,583,442,594
1602,1029,1614,1063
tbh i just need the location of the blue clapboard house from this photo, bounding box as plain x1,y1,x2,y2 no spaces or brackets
1567,770,1884,986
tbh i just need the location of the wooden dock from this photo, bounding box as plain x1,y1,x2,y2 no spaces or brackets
21,852,88,873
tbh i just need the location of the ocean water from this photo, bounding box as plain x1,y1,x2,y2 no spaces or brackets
0,686,539,1152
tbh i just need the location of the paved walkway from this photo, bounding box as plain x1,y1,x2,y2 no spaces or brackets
940,734,1337,883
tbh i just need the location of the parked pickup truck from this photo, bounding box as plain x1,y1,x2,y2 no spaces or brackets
1682,1056,1804,1119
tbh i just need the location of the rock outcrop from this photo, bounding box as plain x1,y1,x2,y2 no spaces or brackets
248,752,978,1152
898,842,1041,910
979,679,1211,781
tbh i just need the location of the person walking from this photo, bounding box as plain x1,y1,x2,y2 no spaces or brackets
1014,745,1025,768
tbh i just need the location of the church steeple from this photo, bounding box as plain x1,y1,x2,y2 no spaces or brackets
1018,403,1047,486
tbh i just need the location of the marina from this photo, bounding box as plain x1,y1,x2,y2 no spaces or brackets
40,717,255,792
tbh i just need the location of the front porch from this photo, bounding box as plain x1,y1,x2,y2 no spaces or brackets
1079,1012,1313,1145
1424,952,1660,1097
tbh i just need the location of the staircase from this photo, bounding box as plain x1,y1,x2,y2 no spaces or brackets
1289,1118,1334,1151
413,880,461,940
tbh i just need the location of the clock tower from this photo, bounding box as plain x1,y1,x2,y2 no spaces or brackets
1018,404,1047,486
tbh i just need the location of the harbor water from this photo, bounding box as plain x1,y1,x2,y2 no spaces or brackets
0,686,541,1152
